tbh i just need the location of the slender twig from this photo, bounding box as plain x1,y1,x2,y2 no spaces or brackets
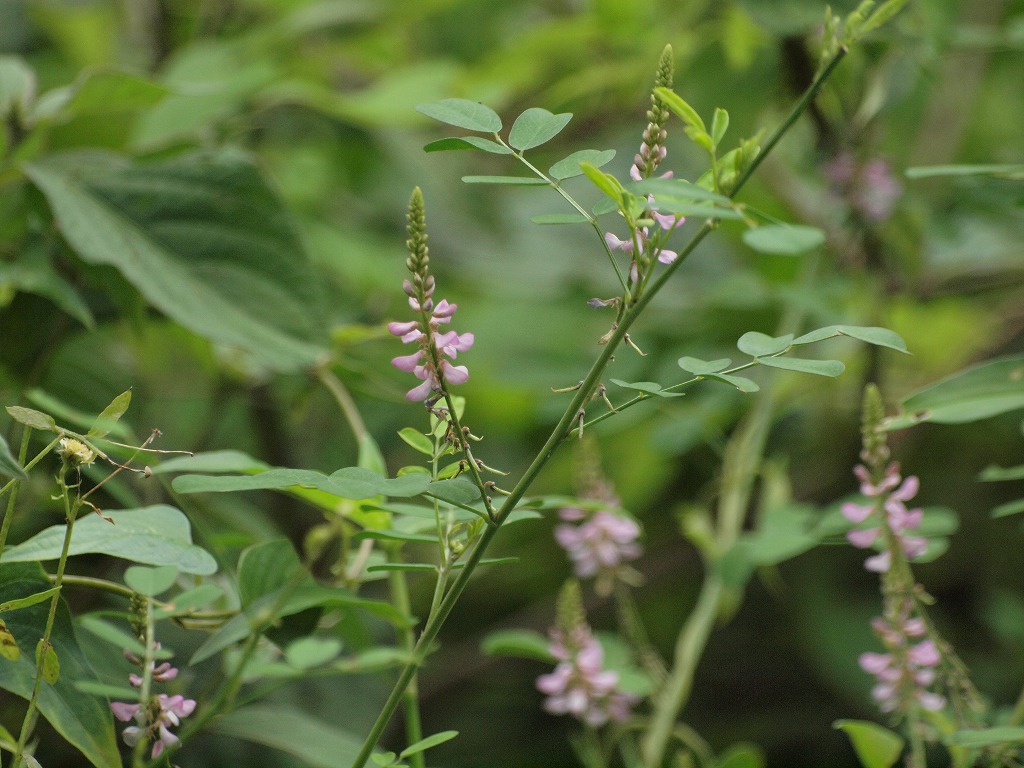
0,427,33,556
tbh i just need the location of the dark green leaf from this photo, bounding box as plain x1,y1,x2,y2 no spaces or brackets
549,149,616,180
792,325,908,353
609,379,684,398
123,565,178,597
737,332,793,357
328,467,431,499
366,563,438,573
678,357,733,375
481,629,554,662
400,731,459,759
32,69,168,122
423,136,512,154
36,639,60,684
151,449,269,475
415,98,502,132
5,405,56,432
25,151,328,371
742,225,825,255
758,357,845,377
425,477,480,506
461,175,547,185
834,720,904,768
1,505,217,575
887,355,1024,429
508,107,572,151
0,565,120,768
87,389,131,439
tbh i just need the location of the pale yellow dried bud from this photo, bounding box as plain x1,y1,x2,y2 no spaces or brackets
58,437,95,467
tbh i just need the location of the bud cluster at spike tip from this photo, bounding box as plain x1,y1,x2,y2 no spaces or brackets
388,188,474,402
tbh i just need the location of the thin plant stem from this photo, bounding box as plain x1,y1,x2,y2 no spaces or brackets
0,427,32,556
317,366,369,442
13,464,80,768
388,548,425,768
350,46,848,768
130,600,157,768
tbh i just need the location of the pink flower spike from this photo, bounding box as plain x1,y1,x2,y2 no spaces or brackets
432,299,457,319
890,475,920,502
629,164,642,181
864,551,891,573
902,536,928,559
917,691,946,711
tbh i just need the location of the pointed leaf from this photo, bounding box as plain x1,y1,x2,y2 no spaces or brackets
834,720,904,768
400,731,459,759
705,373,760,393
397,428,434,456
580,162,624,205
792,325,908,353
0,434,27,479
758,357,845,377
87,389,131,438
415,98,501,132
423,136,512,154
481,629,554,662
678,357,733,375
5,405,56,431
628,178,730,204
0,587,59,614
653,87,706,133
1,505,217,575
609,379,684,398
737,332,793,357
549,149,616,180
743,225,825,255
461,175,546,185
508,107,572,151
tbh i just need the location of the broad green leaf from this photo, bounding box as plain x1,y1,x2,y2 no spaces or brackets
1,505,217,575
5,405,56,431
152,449,269,475
423,136,512,154
706,373,760,393
628,178,730,204
0,434,27,479
792,325,908,353
424,477,480,506
415,98,501,132
945,726,1024,748
758,357,845,377
834,720,904,768
461,175,547,185
979,464,1024,481
0,564,120,768
0,587,59,614
238,539,303,607
87,389,131,438
530,213,590,225
25,151,328,371
123,565,178,597
508,107,572,151
400,731,459,759
285,637,342,670
742,225,825,255
31,69,168,123
715,743,765,768
905,163,1024,179
737,332,793,357
549,149,616,180
172,468,335,494
480,629,554,662
678,357,733,375
649,200,744,219
328,467,432,499
35,639,60,683
397,427,433,456
609,379,684,398
886,355,1024,429
209,704,377,768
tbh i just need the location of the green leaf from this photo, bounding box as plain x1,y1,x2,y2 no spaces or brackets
415,98,502,132
481,629,554,662
834,720,904,768
609,379,684,398
87,389,131,439
0,56,36,120
397,428,433,456
737,332,793,357
31,69,168,123
123,565,178,597
980,464,1024,482
35,639,60,684
76,615,154,659
886,355,1024,429
653,87,706,133
328,467,432,499
424,477,481,506
24,150,328,371
742,225,826,255
650,201,744,219
758,357,845,377
711,108,730,149
678,357,733,375
628,178,731,204
152,584,224,619
549,149,616,180
366,563,438,573
706,373,760,393
530,213,590,225
151,449,269,475
451,557,518,570
0,619,20,660
508,107,572,151
73,681,141,700
945,726,1024,748
579,162,624,205
0,565,120,768
210,704,377,768
1,505,217,575
285,637,342,670
423,136,512,154
350,530,439,545
992,498,1024,519
238,539,303,607
905,163,1024,179
792,325,909,353
400,730,459,759
5,405,57,432
0,587,59,614
715,743,765,768
0,434,27,479
461,175,547,185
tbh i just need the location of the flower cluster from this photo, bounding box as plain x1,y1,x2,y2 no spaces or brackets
825,152,903,222
555,506,642,596
389,187,474,403
604,205,684,267
536,623,638,727
859,601,945,714
842,461,927,573
630,44,674,181
111,650,196,759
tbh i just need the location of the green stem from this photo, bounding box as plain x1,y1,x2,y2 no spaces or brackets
350,46,848,768
0,427,32,556
47,573,137,599
130,600,157,768
13,465,80,768
388,550,425,768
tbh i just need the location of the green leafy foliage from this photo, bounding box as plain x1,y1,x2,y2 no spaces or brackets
833,720,904,768
415,99,502,132
742,225,826,255
508,107,572,151
549,149,616,180
480,628,555,662
0,434,26,479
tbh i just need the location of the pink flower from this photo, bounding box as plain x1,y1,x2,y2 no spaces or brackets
845,462,927,573
554,508,642,593
389,295,474,402
111,652,196,760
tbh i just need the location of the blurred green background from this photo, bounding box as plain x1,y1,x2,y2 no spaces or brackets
2,0,1023,766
